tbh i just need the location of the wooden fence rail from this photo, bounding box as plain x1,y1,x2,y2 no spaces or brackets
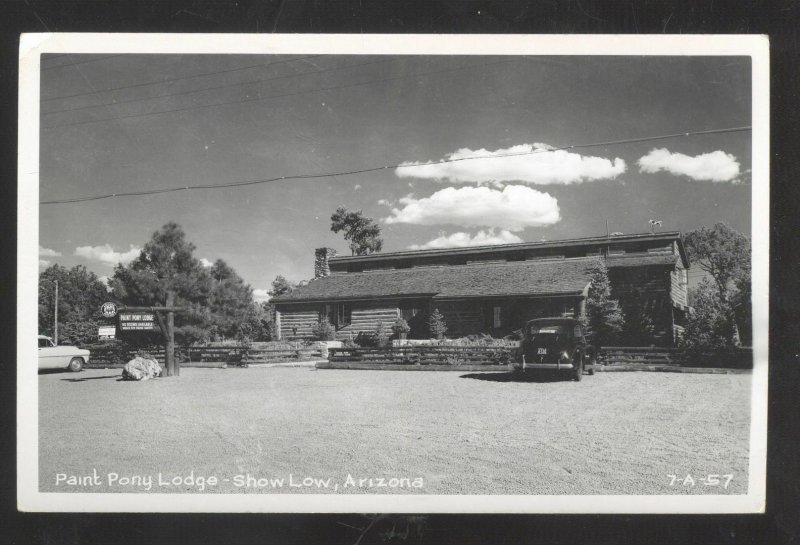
328,346,512,366
88,345,325,366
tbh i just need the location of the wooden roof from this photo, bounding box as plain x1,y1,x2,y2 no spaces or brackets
273,257,611,303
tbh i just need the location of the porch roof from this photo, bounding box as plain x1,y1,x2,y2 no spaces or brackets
272,256,605,303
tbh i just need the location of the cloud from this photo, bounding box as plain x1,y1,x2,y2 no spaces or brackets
199,258,214,268
74,244,141,266
384,185,560,231
637,148,740,182
409,229,523,250
253,289,271,303
39,259,51,268
395,143,626,185
39,246,61,257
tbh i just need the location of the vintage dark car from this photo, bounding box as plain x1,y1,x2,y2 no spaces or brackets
511,317,595,381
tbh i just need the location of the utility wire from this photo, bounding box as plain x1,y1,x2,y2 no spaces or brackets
43,57,392,116
42,54,125,70
41,58,518,130
41,55,324,103
40,126,752,205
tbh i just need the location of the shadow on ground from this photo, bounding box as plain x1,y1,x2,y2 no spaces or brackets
459,372,572,383
60,374,121,383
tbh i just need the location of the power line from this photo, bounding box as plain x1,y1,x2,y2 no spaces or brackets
42,54,125,70
40,126,752,205
43,57,392,117
42,59,518,130
41,55,324,103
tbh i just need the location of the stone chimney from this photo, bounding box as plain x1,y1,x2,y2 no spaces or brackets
314,247,337,278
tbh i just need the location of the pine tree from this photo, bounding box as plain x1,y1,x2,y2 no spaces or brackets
428,308,447,340
584,260,624,348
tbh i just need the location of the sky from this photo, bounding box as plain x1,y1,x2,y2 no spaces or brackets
38,53,752,299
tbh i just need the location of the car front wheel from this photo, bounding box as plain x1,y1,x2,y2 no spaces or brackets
68,357,84,372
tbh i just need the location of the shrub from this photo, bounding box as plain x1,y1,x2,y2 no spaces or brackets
310,318,336,341
391,317,411,337
354,331,377,347
489,348,512,365
428,308,447,339
58,319,100,346
585,260,625,348
374,322,391,348
681,278,738,356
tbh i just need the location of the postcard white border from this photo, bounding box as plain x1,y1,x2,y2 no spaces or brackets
18,33,769,514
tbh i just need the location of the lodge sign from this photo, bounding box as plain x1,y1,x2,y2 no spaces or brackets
118,312,160,331
100,302,118,318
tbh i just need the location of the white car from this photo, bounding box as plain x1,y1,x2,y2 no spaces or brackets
38,335,90,372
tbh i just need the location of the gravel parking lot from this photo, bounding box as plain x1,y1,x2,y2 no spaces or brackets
39,367,751,495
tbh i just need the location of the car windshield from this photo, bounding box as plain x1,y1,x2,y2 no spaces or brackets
38,338,53,348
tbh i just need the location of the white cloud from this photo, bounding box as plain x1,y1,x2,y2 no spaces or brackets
383,185,560,231
395,143,626,185
409,229,523,250
637,148,740,182
199,258,214,268
253,289,271,303
39,246,61,257
39,259,51,268
74,244,141,266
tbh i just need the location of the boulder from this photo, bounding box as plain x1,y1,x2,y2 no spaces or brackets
122,356,163,381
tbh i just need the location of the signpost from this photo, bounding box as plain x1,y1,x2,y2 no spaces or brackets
118,311,160,331
102,294,186,377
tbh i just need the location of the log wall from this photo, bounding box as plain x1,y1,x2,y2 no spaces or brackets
278,304,321,340
335,303,400,341
671,263,689,308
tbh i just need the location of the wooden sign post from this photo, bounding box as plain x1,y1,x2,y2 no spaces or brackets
118,292,186,377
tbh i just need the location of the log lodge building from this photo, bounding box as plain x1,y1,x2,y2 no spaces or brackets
271,232,691,346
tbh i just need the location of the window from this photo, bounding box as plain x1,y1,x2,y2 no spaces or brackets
493,306,502,328
336,303,352,328
322,303,351,329
38,337,53,348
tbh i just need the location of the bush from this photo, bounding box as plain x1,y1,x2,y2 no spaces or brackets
310,318,336,341
374,322,391,348
681,278,738,355
58,319,100,346
585,260,624,348
428,308,447,339
391,317,411,337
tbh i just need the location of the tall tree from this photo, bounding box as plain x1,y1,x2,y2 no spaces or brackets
684,222,751,345
330,207,384,256
584,260,625,348
684,222,750,303
110,223,255,344
207,259,256,338
38,264,109,343
268,275,295,297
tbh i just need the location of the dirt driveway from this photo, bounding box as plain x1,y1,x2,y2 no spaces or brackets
38,368,751,495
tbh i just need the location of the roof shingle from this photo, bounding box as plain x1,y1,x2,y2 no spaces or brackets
273,257,612,302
